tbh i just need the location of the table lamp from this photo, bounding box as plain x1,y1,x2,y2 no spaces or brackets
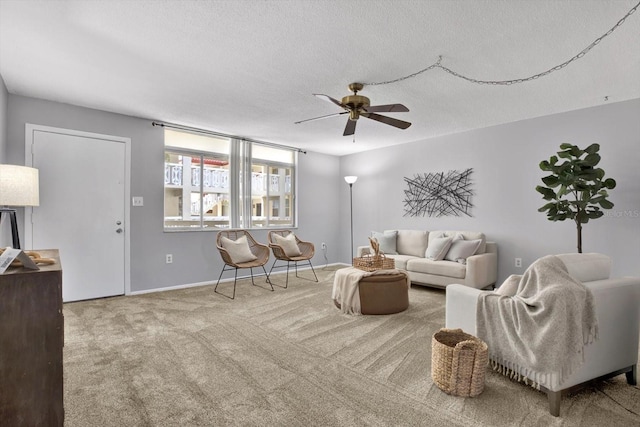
0,164,40,249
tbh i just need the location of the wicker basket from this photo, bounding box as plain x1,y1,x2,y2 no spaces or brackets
353,254,395,272
353,237,395,272
431,328,488,397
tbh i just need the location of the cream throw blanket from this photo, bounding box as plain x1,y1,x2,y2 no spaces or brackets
476,255,598,389
332,267,406,315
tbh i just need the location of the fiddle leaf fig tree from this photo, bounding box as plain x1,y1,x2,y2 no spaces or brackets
535,143,616,253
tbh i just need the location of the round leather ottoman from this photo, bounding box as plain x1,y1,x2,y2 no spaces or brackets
334,272,409,315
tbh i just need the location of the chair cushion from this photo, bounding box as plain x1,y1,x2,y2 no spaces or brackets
220,235,257,263
371,230,398,254
273,233,302,256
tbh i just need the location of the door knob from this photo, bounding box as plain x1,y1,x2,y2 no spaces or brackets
116,228,123,234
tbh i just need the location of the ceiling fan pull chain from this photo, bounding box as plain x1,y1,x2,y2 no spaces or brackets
363,1,638,87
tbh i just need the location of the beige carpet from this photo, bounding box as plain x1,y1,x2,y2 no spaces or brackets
63,265,640,426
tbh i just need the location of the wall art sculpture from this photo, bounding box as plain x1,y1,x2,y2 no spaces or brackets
403,168,474,217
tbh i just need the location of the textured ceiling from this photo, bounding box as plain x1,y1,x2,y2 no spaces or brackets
1,0,639,156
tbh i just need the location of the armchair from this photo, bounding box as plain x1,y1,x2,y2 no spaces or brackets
214,230,272,299
267,230,318,288
446,253,639,416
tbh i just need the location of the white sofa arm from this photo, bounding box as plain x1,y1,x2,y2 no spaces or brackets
465,251,498,289
445,284,484,335
356,246,371,257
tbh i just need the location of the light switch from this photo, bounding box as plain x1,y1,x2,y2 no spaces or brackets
132,196,144,207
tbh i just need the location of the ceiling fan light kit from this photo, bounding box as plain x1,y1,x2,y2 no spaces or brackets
297,82,412,137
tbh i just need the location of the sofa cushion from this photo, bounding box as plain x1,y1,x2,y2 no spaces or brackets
556,253,611,282
396,230,429,257
444,239,482,264
425,236,452,261
385,254,415,270
431,230,486,254
371,230,398,254
406,258,466,279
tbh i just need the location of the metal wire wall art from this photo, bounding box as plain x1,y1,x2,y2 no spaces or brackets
403,169,474,217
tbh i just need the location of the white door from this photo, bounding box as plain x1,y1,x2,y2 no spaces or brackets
27,126,129,302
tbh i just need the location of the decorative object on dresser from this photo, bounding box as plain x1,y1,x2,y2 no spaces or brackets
0,164,40,249
0,249,63,426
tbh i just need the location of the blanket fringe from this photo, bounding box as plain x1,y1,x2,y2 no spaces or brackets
490,358,540,390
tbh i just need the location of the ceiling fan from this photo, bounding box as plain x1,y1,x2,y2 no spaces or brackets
295,83,411,136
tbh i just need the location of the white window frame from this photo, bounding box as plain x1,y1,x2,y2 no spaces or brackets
163,130,297,231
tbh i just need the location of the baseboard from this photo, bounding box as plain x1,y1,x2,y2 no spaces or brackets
128,262,346,296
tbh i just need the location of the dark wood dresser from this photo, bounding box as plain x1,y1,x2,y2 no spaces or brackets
0,249,64,426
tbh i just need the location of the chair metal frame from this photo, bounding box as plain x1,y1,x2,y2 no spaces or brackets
267,230,318,288
214,230,272,299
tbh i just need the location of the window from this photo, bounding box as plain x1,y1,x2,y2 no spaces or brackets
250,145,295,228
164,129,296,230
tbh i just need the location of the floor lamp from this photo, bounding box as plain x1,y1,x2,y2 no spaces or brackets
344,176,358,260
0,165,40,249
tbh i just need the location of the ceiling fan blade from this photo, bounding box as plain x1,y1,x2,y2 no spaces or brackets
313,94,348,109
343,118,357,136
294,111,347,124
364,104,409,113
362,112,412,129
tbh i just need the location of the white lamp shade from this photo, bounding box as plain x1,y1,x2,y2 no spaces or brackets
0,164,40,207
344,176,358,184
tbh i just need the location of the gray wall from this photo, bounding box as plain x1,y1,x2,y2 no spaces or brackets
6,94,342,292
5,93,639,290
0,75,7,162
339,98,640,282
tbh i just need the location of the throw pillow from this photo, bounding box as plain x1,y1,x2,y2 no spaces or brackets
273,233,302,257
444,238,482,264
371,230,398,254
425,236,453,261
220,235,257,263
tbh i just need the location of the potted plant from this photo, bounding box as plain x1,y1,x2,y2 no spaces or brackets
535,143,616,253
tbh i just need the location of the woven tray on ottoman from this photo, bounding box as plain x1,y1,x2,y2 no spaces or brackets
431,328,488,397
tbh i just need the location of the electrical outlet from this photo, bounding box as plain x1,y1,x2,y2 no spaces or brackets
321,242,327,250
166,254,173,264
515,257,522,268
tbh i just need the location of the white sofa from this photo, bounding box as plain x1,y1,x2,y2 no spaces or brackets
357,229,498,289
446,253,640,416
